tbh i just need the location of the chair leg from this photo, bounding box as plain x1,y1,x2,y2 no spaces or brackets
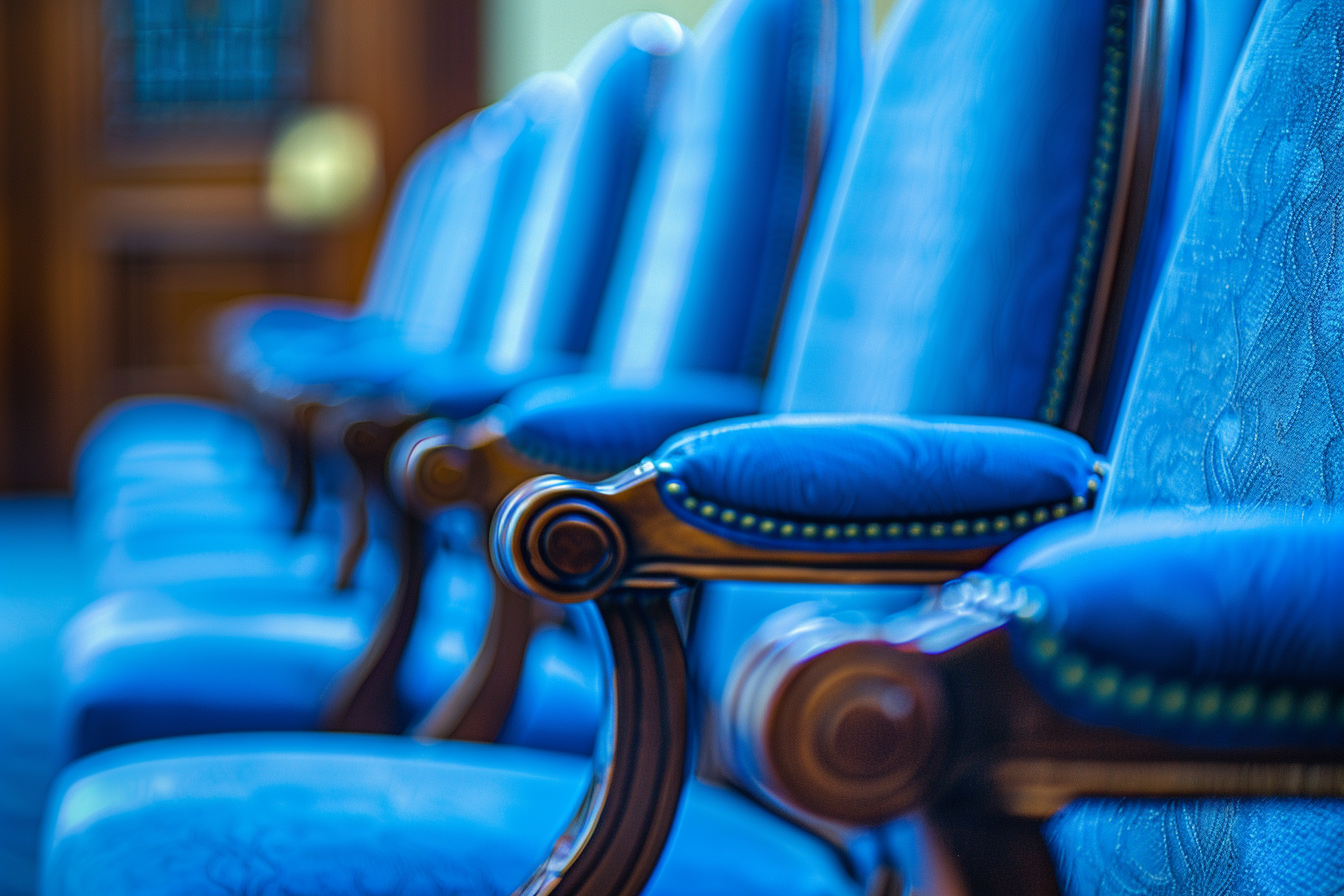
514,589,689,896
321,514,429,733
414,572,537,740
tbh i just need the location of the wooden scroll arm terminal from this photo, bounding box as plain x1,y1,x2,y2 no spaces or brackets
383,417,620,742
491,466,1344,896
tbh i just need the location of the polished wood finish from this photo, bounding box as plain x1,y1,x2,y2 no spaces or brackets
320,512,429,734
413,581,537,740
389,417,627,741
495,463,993,606
513,592,688,896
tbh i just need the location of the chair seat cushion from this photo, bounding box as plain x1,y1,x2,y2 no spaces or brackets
76,398,275,494
86,528,397,594
1046,797,1344,895
56,583,383,761
78,484,297,547
57,549,603,760
217,303,419,397
43,735,861,896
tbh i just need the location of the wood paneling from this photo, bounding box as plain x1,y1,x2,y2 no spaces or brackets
0,0,480,489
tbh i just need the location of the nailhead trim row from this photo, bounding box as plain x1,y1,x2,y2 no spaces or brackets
941,573,1344,732
655,461,1104,543
1040,2,1131,424
1024,625,1344,731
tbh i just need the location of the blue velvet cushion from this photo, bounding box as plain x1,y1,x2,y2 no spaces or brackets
43,735,862,896
650,414,1102,549
1046,798,1344,896
498,372,763,473
55,548,602,761
84,528,396,594
982,512,1344,745
55,582,384,761
75,398,276,493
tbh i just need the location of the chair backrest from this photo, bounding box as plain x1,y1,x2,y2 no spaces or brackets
356,118,475,323
688,0,1267,752
766,0,1134,426
1101,0,1344,516
585,0,866,386
361,15,683,360
482,14,689,373
393,74,580,356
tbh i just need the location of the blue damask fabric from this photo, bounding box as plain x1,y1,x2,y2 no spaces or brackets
43,736,861,896
1103,0,1344,515
1038,0,1344,888
1048,798,1344,896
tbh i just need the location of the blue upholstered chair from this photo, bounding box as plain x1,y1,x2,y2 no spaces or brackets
50,0,860,763
72,17,682,581
482,0,1344,892
34,1,1261,893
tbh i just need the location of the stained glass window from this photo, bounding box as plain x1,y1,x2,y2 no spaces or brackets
103,0,308,132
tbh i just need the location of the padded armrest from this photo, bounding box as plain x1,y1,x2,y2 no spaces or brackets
981,512,1344,743
651,414,1103,550
498,373,763,473
213,298,376,395
398,352,586,420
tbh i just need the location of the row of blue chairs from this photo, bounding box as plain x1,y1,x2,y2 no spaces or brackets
6,0,1342,893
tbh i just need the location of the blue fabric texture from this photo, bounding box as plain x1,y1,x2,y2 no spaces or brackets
587,0,863,385
0,498,92,896
1047,798,1344,896
56,546,602,761
1008,1,1344,886
767,0,1110,420
43,736,861,896
652,414,1101,549
499,372,763,473
1103,0,1344,515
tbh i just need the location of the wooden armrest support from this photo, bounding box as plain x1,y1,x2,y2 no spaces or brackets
492,462,993,607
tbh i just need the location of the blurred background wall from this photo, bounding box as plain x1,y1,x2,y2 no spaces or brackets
485,0,716,101
0,0,896,491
